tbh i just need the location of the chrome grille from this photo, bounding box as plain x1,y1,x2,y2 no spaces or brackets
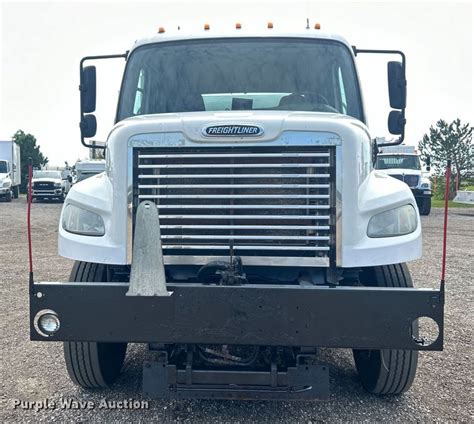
133,146,335,267
391,174,419,188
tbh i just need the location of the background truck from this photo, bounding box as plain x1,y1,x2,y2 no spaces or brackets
31,169,70,202
375,145,432,215
30,26,444,400
73,159,105,184
0,140,21,201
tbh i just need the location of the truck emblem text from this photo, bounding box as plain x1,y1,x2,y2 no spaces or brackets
202,124,264,137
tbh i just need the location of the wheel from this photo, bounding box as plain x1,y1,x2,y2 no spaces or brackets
64,262,127,388
5,191,12,202
419,197,431,216
353,264,418,395
12,186,19,198
58,192,65,203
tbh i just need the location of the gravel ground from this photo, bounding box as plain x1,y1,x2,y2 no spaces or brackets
0,197,472,423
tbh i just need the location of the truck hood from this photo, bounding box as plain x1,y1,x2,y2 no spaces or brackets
112,111,369,142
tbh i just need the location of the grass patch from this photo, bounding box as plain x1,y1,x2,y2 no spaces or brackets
432,199,474,208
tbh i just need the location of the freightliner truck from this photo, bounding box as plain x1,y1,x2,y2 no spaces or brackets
30,26,444,400
375,145,432,215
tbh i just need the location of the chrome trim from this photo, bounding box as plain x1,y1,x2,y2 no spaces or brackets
138,173,330,179
160,224,330,230
157,214,331,220
162,245,330,251
129,131,342,148
139,163,330,169
163,255,330,267
153,204,330,209
139,194,329,199
138,152,330,158
335,144,343,266
138,183,330,189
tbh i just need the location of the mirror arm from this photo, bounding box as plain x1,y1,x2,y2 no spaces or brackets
80,52,128,150
353,47,406,148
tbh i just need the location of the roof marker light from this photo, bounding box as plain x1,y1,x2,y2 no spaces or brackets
267,22,274,29
314,23,321,30
236,23,242,29
204,23,210,30
158,27,165,33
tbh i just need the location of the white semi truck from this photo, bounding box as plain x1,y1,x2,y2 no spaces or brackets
375,145,432,215
0,140,21,201
30,26,444,400
73,159,105,184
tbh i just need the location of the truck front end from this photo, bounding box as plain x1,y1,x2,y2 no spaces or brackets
30,31,444,400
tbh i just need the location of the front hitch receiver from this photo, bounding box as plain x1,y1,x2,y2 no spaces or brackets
126,201,172,297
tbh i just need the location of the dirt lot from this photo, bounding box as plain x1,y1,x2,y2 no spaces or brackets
0,197,472,423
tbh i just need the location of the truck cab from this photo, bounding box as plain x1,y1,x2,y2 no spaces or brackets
73,159,105,184
30,27,444,400
375,145,432,215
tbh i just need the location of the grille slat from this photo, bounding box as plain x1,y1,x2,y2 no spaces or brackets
133,146,335,266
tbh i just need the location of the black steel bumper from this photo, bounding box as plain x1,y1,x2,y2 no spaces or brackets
30,282,444,351
412,188,432,199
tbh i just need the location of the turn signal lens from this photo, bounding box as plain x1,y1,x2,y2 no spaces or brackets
158,27,165,33
314,23,321,30
236,23,241,29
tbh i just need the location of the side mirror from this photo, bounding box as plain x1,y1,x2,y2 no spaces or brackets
388,110,405,135
80,66,96,113
388,61,406,109
426,156,431,172
80,114,97,138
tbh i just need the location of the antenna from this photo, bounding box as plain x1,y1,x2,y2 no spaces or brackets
306,18,310,29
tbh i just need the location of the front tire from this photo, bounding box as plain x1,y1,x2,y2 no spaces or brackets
12,186,19,198
64,262,127,388
5,191,12,202
419,197,431,215
353,264,418,395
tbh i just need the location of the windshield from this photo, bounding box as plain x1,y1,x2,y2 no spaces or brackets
375,155,421,170
33,170,62,179
118,38,363,121
76,171,99,182
0,160,8,173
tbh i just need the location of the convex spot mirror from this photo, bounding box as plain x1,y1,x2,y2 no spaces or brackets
388,61,406,109
80,66,96,114
388,110,405,135
80,114,97,138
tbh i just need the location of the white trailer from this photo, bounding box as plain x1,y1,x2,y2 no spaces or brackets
0,140,21,201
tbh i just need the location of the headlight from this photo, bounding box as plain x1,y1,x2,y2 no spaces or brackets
420,182,430,189
62,204,105,236
367,204,417,238
2,180,11,188
54,182,62,188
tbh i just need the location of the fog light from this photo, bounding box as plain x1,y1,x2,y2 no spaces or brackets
34,310,60,337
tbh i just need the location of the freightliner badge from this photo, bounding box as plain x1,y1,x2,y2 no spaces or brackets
202,124,264,137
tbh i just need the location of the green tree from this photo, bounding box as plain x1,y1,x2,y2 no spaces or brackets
12,130,49,193
418,119,473,191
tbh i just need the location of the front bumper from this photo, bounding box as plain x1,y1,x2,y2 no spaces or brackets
0,187,11,195
412,188,432,198
30,281,444,351
33,189,63,197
